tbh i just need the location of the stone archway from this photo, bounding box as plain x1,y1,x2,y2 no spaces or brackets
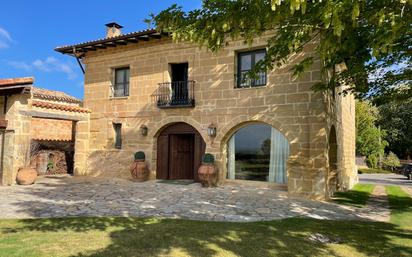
327,126,338,197
219,119,291,187
155,122,206,181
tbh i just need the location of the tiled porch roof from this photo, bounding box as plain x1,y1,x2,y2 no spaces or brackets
0,77,34,87
0,77,33,95
32,87,82,104
32,100,90,113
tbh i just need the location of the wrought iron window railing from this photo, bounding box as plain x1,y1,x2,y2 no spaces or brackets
152,81,195,108
235,71,267,88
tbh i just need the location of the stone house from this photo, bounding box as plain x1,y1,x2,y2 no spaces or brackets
55,23,357,199
0,77,89,185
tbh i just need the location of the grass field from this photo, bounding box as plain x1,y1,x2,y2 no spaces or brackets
332,183,375,207
0,185,411,257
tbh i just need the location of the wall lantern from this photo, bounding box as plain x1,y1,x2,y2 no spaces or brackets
207,123,217,138
140,125,148,136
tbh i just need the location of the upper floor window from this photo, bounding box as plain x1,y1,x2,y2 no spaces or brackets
113,67,129,97
236,49,267,88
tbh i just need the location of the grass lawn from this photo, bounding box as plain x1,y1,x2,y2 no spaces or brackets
1,185,411,257
386,185,412,230
0,216,412,257
358,168,392,174
332,183,375,207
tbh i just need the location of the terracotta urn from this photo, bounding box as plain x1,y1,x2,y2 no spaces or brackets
198,153,217,187
130,151,149,182
16,167,38,185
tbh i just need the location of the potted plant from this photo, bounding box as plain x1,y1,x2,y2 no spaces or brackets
130,151,149,182
16,142,39,185
198,153,217,187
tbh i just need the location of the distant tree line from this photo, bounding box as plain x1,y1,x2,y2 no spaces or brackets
356,99,411,168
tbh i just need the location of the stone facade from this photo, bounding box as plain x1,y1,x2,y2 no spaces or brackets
70,31,356,199
65,30,357,200
0,78,89,185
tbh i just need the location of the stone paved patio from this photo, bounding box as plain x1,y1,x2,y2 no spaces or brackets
0,175,384,222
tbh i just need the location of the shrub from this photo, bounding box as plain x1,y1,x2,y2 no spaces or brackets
366,154,378,169
202,153,214,164
134,151,145,161
383,152,401,172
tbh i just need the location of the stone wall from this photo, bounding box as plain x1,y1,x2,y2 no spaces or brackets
2,94,32,185
335,87,357,190
31,117,74,141
79,32,347,199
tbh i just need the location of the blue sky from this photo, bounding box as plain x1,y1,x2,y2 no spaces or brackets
0,0,200,99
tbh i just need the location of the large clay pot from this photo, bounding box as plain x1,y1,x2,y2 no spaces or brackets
198,164,217,187
16,167,38,185
130,160,149,182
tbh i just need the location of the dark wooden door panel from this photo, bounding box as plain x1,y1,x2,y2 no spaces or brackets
169,134,194,179
157,122,206,181
156,134,169,179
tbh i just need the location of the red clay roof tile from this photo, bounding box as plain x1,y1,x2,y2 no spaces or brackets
0,77,34,87
32,100,90,113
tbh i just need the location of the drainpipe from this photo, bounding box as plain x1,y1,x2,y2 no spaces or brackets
72,47,85,74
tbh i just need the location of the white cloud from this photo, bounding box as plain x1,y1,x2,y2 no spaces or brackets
8,56,78,80
8,61,32,71
0,27,13,49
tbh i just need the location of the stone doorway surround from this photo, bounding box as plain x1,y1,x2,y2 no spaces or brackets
156,122,206,181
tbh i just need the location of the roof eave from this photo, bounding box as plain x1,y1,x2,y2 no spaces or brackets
55,29,169,55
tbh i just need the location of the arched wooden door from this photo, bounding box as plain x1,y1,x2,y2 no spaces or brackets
156,123,206,181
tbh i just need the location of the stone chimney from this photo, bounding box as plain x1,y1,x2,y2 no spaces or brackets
105,22,123,38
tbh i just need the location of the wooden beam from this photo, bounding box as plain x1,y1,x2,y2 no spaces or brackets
84,46,97,51
149,34,162,39
19,110,88,121
103,42,117,47
138,35,150,41
126,37,139,43
95,44,107,49
115,40,128,45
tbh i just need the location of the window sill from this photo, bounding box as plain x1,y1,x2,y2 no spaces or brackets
234,84,268,90
109,96,129,100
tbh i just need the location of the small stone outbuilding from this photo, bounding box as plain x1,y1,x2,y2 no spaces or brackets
0,77,90,185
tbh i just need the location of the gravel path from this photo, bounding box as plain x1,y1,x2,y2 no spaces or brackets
361,185,391,222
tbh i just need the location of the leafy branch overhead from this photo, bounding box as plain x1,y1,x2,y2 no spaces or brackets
151,0,411,102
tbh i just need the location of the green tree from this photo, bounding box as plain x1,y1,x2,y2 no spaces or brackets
356,101,387,168
378,99,412,159
261,139,271,155
152,0,411,101
383,151,401,171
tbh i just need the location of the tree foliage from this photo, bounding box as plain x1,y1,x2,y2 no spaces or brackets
378,99,412,159
152,0,411,101
355,100,387,168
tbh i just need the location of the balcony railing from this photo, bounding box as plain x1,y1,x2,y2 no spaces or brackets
152,81,195,108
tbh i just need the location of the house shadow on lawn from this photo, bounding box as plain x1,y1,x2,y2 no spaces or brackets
2,216,411,257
